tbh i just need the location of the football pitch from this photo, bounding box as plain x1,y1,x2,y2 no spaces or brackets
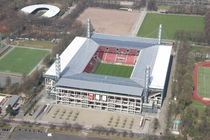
94,63,133,78
138,13,204,40
0,47,48,74
198,67,210,98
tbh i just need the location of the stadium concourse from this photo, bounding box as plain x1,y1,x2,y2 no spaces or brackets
44,33,172,115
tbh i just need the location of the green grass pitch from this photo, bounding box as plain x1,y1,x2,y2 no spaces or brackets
137,13,204,40
198,67,210,98
94,63,133,78
0,47,48,74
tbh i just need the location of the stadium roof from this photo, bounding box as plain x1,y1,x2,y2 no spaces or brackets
20,4,60,18
44,33,172,96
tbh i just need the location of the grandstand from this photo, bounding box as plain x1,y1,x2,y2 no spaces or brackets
44,23,172,114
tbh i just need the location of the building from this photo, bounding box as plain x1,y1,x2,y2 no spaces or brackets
0,95,20,114
21,4,60,18
44,24,172,115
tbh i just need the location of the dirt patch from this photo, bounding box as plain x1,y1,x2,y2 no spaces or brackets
78,7,140,36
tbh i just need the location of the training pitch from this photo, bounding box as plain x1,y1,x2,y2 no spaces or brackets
198,67,210,98
0,47,48,74
138,13,204,40
94,63,133,78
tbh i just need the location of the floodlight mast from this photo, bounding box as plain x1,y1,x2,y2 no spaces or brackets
55,54,61,80
87,18,91,38
144,66,151,103
158,24,162,45
141,66,151,113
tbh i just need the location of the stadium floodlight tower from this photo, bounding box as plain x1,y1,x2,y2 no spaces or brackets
143,66,151,103
158,24,162,45
86,18,93,38
55,54,61,80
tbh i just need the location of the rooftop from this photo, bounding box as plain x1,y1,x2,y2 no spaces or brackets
21,4,60,18
44,33,172,96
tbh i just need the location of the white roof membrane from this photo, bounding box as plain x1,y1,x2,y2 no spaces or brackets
21,4,60,18
149,45,172,89
45,37,88,76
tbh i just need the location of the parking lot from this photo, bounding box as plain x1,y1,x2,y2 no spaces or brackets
0,128,10,140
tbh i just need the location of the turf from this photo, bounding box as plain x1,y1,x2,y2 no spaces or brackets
137,13,204,40
0,47,48,74
198,67,210,98
191,100,206,113
12,40,55,49
94,63,133,78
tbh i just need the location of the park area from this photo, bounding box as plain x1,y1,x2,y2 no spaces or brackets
0,47,48,74
94,63,133,78
78,7,140,36
138,13,204,40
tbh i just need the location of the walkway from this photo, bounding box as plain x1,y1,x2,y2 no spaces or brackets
130,8,147,36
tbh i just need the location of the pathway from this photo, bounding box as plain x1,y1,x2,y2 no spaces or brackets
130,8,147,36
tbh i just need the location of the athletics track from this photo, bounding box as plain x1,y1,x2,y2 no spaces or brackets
193,61,210,104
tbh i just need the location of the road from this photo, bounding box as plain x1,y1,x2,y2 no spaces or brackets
11,130,116,140
130,8,147,36
60,5,77,19
157,42,179,135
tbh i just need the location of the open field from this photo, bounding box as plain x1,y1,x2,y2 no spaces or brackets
0,48,48,74
78,7,140,36
94,63,133,78
198,67,210,98
138,13,204,40
192,100,206,112
11,40,55,49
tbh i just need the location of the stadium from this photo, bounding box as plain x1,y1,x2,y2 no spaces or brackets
44,22,172,114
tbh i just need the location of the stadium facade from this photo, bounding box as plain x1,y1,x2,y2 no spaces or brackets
44,31,172,115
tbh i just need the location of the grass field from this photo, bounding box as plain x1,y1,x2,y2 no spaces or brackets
94,63,133,78
198,67,210,98
11,40,55,49
191,45,210,51
138,13,204,40
0,47,48,74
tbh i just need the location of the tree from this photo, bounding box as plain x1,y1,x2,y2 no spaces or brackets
152,118,160,132
6,105,14,115
5,76,11,87
205,105,210,117
147,0,157,11
205,10,210,44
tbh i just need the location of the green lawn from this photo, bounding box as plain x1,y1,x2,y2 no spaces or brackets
11,40,55,49
191,100,206,113
0,48,48,74
157,5,170,10
94,63,133,78
198,67,210,98
138,13,204,40
191,45,210,51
